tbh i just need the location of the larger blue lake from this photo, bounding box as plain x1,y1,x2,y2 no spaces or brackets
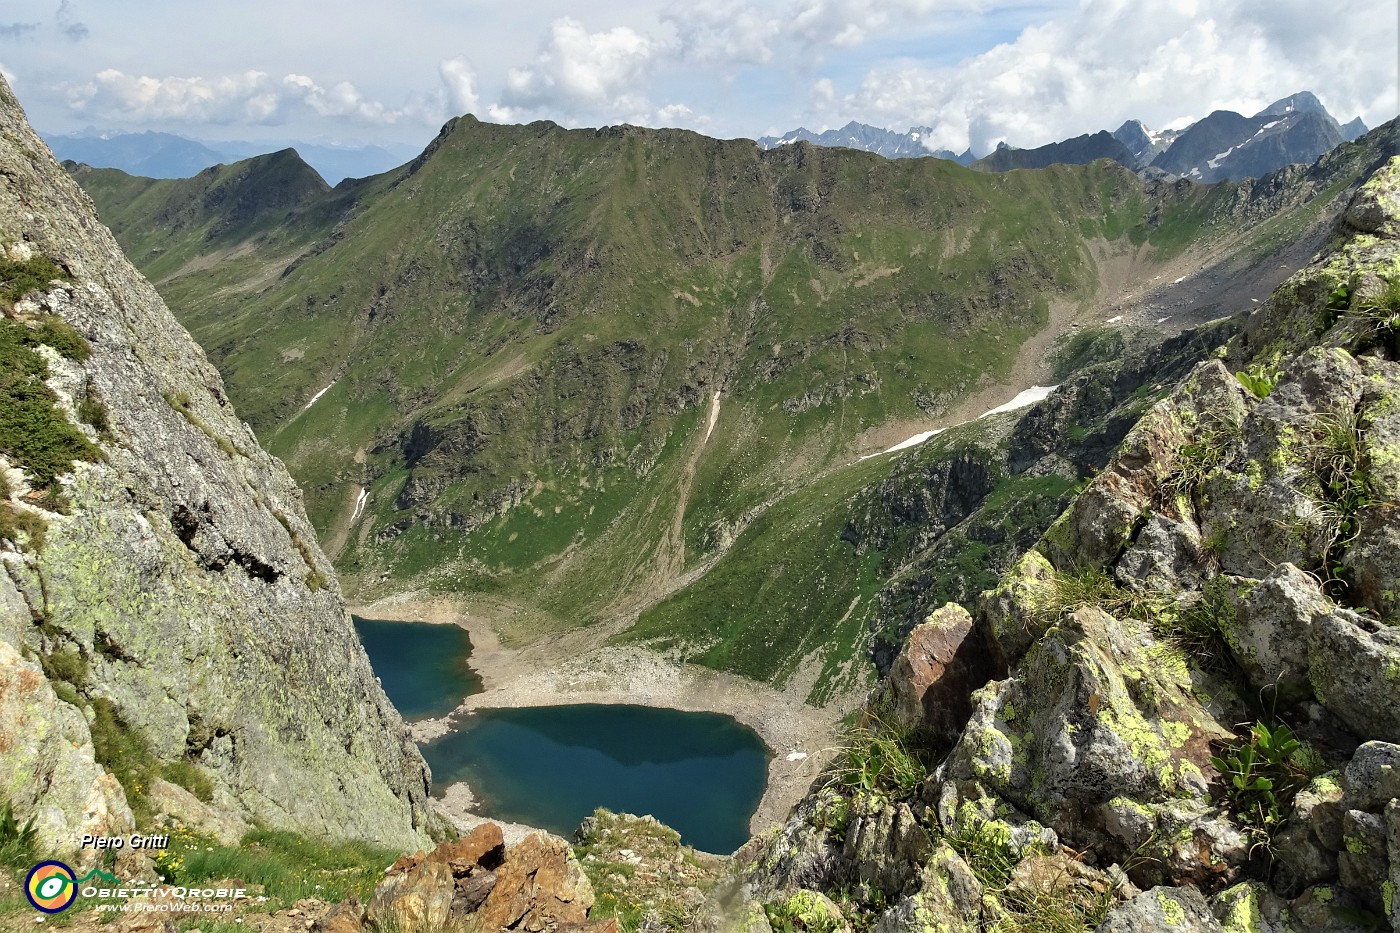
420,704,770,854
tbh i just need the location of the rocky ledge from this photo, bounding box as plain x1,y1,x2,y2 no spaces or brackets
722,158,1400,931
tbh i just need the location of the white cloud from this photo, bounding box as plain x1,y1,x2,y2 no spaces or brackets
64,68,416,127
282,73,401,123
497,18,659,120
664,1,781,65
842,0,1397,155
439,56,478,115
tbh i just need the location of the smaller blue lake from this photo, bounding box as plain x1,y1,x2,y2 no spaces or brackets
420,704,770,854
352,616,483,721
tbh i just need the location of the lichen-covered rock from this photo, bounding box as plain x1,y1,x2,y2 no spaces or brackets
365,860,454,932
1219,563,1330,704
0,639,133,867
1385,799,1399,930
1046,359,1250,575
1115,514,1206,596
1202,347,1368,581
1209,882,1292,933
1338,809,1390,914
1343,156,1400,236
1287,883,1377,933
145,778,250,846
765,890,852,933
1308,609,1400,743
0,74,432,847
842,796,932,898
941,607,1228,849
978,549,1056,664
739,796,848,899
1101,797,1249,890
1341,358,1400,622
1342,743,1400,812
1094,885,1224,932
884,603,998,746
872,842,981,933
1274,774,1344,887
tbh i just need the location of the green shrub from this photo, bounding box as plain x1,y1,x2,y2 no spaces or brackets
0,317,101,492
1300,408,1378,597
88,697,161,825
78,394,110,436
40,643,88,688
159,827,401,910
29,315,90,362
1163,577,1237,675
0,502,46,549
0,255,68,303
1211,722,1317,833
1234,364,1279,400
162,759,215,804
829,717,928,798
0,801,38,870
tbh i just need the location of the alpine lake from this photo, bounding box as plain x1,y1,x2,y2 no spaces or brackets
352,617,770,854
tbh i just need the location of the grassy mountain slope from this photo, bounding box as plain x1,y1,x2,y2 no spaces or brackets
70,118,1391,692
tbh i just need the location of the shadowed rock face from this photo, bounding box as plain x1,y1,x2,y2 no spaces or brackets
0,75,435,855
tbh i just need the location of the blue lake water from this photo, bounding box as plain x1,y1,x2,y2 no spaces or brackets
420,704,770,854
352,616,483,721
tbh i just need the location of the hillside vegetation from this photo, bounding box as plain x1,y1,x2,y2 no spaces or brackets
70,117,1389,692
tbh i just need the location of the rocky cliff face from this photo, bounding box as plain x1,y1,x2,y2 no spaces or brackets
727,159,1400,931
0,76,434,864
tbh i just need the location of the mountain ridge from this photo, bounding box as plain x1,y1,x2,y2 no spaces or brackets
68,111,1394,699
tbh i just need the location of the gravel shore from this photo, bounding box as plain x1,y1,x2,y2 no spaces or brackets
349,594,857,840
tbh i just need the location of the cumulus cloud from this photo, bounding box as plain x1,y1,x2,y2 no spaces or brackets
842,0,1397,155
497,18,658,120
664,1,782,65
439,56,478,115
665,0,991,66
788,0,988,50
65,69,415,127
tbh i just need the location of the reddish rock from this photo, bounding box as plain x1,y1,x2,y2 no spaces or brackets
556,921,622,932
312,897,365,933
365,860,454,932
426,821,506,873
474,832,595,931
387,849,426,875
886,603,999,744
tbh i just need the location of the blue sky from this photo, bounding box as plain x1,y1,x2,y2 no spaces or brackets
1,0,1394,156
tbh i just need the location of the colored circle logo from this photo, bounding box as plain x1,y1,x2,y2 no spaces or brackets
26,861,77,913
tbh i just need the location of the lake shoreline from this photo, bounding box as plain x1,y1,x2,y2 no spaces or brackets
348,594,854,840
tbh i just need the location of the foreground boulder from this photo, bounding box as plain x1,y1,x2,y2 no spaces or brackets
364,824,604,932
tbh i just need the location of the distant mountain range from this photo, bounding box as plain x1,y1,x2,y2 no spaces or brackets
41,128,418,185
758,91,1371,183
757,121,975,164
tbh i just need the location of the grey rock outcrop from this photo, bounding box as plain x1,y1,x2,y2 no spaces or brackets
1095,886,1223,932
0,74,433,854
738,156,1400,932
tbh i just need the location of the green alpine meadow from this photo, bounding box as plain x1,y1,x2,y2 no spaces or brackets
70,114,1386,697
